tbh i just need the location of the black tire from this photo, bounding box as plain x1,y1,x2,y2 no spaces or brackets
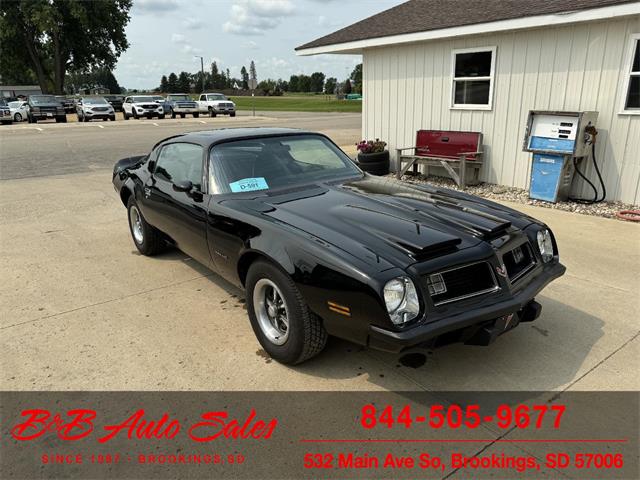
56,116,67,123
356,158,389,176
133,111,139,119
126,196,164,256
110,115,116,121
171,110,176,119
102,117,108,121
230,112,236,117
28,115,35,123
209,108,216,118
159,114,165,119
14,113,22,122
83,115,89,122
357,151,389,164
246,260,328,365
124,112,129,120
180,113,185,118
193,112,199,118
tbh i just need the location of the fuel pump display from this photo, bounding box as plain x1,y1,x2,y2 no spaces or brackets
523,111,601,203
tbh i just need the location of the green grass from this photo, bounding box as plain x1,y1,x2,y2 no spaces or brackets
228,95,362,113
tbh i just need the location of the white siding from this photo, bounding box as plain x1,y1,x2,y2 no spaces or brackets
362,16,640,204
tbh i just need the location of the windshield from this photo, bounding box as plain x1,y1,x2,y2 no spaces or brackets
83,97,108,105
30,95,59,105
131,96,156,103
208,94,225,101
168,95,190,101
209,135,361,195
152,96,164,101
8,101,22,108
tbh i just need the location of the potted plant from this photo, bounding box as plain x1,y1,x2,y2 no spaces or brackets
355,138,389,175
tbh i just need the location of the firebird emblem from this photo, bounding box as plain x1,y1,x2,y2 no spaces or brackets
496,264,508,278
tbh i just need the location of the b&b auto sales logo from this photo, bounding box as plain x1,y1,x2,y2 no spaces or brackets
9,408,277,443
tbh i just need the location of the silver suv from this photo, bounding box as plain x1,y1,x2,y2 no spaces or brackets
76,97,116,122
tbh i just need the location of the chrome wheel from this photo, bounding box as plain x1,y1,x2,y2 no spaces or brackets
253,278,289,345
14,113,22,122
129,205,144,244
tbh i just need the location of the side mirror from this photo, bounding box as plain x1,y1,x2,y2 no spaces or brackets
147,160,155,172
173,180,193,192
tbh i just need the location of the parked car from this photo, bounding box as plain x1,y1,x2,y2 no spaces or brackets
8,100,29,122
104,95,124,112
151,95,171,115
197,92,236,117
112,128,565,365
166,93,199,118
122,96,165,119
55,96,75,113
0,99,12,124
76,96,116,122
26,95,66,123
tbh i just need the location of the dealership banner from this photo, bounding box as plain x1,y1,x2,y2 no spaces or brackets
1,391,637,479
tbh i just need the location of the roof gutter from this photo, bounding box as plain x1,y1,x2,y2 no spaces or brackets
295,3,640,55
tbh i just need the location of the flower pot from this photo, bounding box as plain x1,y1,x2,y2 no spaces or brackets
357,150,389,164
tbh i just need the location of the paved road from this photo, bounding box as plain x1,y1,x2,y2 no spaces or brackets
0,110,361,180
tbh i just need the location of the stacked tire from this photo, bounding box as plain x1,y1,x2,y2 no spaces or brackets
356,150,390,176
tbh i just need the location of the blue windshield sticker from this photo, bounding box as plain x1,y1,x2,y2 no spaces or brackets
229,177,269,193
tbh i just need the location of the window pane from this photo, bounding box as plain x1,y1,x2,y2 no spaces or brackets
632,40,639,72
454,80,491,105
455,51,492,77
155,143,203,187
209,135,359,194
626,76,640,109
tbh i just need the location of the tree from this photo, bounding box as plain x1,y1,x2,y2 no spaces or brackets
257,79,276,96
167,72,178,92
324,77,337,95
249,60,257,83
288,75,299,92
64,67,121,94
240,66,249,90
310,72,325,93
343,79,352,94
226,68,231,88
177,71,191,93
276,78,288,92
298,74,311,93
160,75,168,92
350,63,362,94
0,0,132,94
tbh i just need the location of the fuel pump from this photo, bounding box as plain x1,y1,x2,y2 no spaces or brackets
523,110,603,203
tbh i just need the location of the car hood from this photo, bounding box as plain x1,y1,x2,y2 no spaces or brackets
229,175,538,271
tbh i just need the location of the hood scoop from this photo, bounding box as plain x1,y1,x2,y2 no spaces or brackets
393,237,462,262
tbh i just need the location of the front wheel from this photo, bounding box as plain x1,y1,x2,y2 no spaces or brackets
14,113,22,122
171,110,176,119
246,260,328,364
193,112,199,118
230,112,236,117
158,114,165,119
127,197,164,256
209,108,216,118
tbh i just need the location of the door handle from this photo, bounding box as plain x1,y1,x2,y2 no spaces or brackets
144,186,151,198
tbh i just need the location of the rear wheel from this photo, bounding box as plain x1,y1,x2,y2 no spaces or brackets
127,197,164,256
246,260,328,364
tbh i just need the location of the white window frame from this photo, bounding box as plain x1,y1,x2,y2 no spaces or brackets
619,33,640,115
450,46,496,111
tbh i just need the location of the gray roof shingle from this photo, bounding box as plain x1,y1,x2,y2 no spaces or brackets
296,0,637,51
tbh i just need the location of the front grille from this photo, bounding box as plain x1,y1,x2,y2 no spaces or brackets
92,107,108,112
177,102,196,108
142,104,157,109
425,262,498,306
503,242,536,283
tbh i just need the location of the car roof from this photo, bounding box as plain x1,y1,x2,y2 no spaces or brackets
155,128,318,148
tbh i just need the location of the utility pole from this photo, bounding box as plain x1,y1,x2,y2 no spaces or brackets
194,56,205,93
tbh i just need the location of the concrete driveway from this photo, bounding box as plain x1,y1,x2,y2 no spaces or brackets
1,112,638,392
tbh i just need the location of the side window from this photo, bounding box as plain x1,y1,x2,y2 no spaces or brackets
621,34,640,113
154,143,204,188
200,95,205,101
450,47,496,110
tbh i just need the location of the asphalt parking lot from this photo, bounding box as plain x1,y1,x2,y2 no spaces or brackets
1,111,638,393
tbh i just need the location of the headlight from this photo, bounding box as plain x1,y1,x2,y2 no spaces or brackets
383,277,420,325
536,229,554,263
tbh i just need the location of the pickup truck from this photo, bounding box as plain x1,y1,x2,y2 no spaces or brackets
166,94,199,118
197,92,236,117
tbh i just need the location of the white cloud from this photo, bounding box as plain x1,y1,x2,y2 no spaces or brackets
182,17,205,29
182,44,202,54
244,40,259,50
223,0,295,36
171,33,186,44
134,0,180,14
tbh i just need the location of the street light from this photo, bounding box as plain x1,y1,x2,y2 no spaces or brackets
194,56,205,93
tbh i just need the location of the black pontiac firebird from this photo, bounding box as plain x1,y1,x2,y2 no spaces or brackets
113,128,565,364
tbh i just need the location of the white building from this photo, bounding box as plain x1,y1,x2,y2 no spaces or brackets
297,0,640,204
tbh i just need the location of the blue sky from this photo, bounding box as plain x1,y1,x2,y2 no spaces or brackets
114,0,402,89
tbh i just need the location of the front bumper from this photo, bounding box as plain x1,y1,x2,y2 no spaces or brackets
368,262,566,353
172,107,199,113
